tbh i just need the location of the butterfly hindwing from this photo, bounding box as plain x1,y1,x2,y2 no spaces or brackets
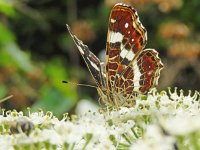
114,48,163,96
135,49,163,93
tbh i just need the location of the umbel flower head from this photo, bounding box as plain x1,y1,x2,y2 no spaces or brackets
0,88,200,150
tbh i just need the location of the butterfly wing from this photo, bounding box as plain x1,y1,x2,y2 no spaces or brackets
117,49,163,96
106,3,163,99
106,3,147,93
67,25,106,88
134,49,163,93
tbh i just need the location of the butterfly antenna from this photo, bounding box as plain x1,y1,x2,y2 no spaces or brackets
62,80,97,89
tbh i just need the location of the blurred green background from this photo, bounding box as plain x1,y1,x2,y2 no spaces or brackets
0,0,199,117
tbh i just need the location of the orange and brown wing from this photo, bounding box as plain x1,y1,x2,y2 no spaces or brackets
106,3,147,92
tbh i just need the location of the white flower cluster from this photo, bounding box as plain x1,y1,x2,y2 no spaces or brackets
0,88,199,150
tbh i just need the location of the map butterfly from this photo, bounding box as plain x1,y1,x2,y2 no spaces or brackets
67,3,163,107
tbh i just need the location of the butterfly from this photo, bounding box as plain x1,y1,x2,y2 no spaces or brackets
67,3,163,107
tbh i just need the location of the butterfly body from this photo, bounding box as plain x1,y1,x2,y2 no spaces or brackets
67,3,163,107
97,86,137,107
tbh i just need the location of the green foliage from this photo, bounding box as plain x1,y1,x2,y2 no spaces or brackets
0,0,16,17
0,23,15,46
0,1,78,116
31,86,75,116
32,59,77,116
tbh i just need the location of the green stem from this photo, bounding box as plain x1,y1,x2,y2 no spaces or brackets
82,133,93,150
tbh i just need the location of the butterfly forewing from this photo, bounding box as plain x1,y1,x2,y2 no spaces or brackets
66,25,106,88
106,3,148,94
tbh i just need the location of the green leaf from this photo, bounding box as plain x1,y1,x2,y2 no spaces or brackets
31,86,76,117
5,43,34,72
0,23,15,46
0,0,16,17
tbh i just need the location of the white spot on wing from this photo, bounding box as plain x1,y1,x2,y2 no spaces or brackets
145,32,147,41
108,31,123,43
126,51,135,61
125,23,129,28
135,11,139,17
77,45,84,54
120,49,128,58
111,18,116,23
133,22,136,28
133,60,141,91
74,38,85,54
90,61,100,71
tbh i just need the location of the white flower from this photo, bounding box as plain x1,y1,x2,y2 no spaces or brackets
75,99,98,115
55,121,83,144
161,113,200,135
87,137,116,150
0,89,199,150
130,125,175,150
0,135,14,150
29,112,46,125
29,111,59,126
